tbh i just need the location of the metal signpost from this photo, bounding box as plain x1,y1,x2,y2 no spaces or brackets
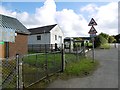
88,18,97,62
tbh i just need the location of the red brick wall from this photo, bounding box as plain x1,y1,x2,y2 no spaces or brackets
9,34,28,58
0,44,5,58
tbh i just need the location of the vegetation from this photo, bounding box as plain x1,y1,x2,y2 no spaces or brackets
99,32,109,40
113,34,120,43
94,34,108,48
108,36,116,43
29,56,99,88
94,32,116,48
63,57,99,78
99,43,110,49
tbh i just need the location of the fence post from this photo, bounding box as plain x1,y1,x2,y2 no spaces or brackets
83,43,86,56
61,44,65,72
19,57,23,89
45,44,49,81
76,44,78,61
16,54,23,90
16,54,19,90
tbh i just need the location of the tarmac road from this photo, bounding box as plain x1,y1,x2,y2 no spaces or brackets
47,47,118,88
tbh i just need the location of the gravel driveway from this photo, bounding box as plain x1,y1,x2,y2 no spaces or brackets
47,47,118,88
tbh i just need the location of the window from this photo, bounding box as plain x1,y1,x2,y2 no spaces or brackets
55,35,57,40
37,35,41,40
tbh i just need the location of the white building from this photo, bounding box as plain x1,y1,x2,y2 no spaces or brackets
28,24,64,47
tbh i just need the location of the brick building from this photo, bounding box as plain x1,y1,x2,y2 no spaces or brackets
0,14,30,58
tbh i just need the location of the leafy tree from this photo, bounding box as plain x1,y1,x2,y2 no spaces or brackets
108,36,116,43
114,34,120,43
99,32,109,40
94,35,108,48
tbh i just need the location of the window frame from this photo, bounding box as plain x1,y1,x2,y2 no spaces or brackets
37,35,41,40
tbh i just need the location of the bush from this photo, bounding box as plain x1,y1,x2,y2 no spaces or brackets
100,43,110,49
94,35,108,48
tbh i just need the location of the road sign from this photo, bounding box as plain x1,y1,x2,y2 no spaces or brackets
0,42,4,45
90,34,96,38
88,18,97,26
88,26,97,34
88,18,98,63
0,27,15,42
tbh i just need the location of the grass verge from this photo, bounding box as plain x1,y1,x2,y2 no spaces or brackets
60,57,99,79
29,56,99,88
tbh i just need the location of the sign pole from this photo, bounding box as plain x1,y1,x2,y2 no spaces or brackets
88,18,97,63
92,37,95,62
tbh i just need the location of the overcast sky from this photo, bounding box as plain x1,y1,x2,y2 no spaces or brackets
0,0,118,37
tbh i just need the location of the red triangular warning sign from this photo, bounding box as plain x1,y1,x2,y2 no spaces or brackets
88,18,97,26
88,26,97,34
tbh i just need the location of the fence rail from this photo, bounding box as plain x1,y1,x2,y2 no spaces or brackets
28,44,61,53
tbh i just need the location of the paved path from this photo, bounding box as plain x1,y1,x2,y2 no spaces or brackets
47,47,118,88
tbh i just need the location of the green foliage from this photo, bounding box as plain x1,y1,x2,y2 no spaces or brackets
73,43,81,48
108,36,116,43
100,43,110,49
64,57,99,77
94,35,108,48
114,34,120,43
99,32,109,40
74,37,82,41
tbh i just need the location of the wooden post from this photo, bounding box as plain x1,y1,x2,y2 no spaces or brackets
61,44,65,72
19,57,23,89
16,54,19,89
16,54,23,89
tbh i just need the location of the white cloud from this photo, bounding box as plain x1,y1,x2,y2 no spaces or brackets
80,2,118,35
80,4,98,14
56,9,89,37
0,1,118,37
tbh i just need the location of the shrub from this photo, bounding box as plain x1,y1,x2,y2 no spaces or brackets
94,35,108,48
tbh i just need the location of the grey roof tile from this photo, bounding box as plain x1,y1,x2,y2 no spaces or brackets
28,24,57,35
0,14,30,34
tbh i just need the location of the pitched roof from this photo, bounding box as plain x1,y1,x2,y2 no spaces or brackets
28,24,57,35
0,14,30,34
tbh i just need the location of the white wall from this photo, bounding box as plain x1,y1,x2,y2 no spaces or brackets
28,33,50,44
50,25,64,47
28,25,64,46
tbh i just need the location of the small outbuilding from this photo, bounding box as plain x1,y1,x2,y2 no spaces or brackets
0,14,30,58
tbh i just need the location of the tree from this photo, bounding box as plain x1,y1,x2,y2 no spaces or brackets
99,32,109,41
108,36,116,43
94,34,108,48
114,34,120,43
